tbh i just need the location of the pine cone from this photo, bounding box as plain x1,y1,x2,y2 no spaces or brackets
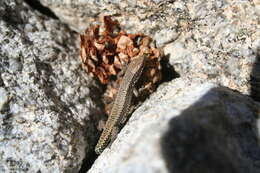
80,16,162,115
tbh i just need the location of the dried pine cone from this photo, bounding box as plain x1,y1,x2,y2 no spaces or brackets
80,16,162,115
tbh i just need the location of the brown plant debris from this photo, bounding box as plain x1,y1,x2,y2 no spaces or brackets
80,16,162,114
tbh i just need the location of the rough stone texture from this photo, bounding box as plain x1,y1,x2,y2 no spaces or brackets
39,0,259,96
0,0,102,172
1,0,259,173
164,0,260,96
37,0,260,172
88,79,260,173
38,0,182,42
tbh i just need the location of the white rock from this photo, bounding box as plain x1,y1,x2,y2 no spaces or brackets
88,79,260,173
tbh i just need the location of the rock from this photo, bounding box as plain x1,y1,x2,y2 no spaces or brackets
1,0,259,173
87,79,260,173
38,0,184,37
164,0,260,95
39,0,259,95
36,0,260,172
0,0,101,172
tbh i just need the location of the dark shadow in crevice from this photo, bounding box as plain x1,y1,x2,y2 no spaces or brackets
0,76,4,87
160,87,260,173
78,84,105,173
250,48,260,102
78,150,98,173
133,53,180,105
161,53,180,82
24,0,58,19
2,4,24,30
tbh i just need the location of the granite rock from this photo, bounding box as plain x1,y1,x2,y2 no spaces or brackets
38,0,183,45
0,0,259,173
164,0,260,95
39,0,259,95
88,79,260,173
0,0,101,172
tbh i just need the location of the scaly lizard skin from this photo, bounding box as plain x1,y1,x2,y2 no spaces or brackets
95,55,146,154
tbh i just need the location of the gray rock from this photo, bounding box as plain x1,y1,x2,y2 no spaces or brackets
1,0,259,172
88,79,260,173
0,0,101,172
39,0,259,95
164,0,260,95
38,0,185,36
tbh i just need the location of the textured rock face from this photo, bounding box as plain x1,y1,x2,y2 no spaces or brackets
0,0,259,173
39,0,181,39
88,80,260,173
0,0,101,172
39,0,259,95
164,0,260,95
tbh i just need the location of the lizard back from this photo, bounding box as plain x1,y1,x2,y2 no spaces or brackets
95,55,146,154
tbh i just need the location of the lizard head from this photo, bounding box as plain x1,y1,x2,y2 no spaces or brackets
128,55,147,75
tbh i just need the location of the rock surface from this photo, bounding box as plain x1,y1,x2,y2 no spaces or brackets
0,0,259,173
38,0,182,40
0,0,102,172
88,79,260,173
164,0,260,95
39,0,259,95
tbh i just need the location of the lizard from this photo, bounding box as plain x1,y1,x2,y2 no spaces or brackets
95,55,147,154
